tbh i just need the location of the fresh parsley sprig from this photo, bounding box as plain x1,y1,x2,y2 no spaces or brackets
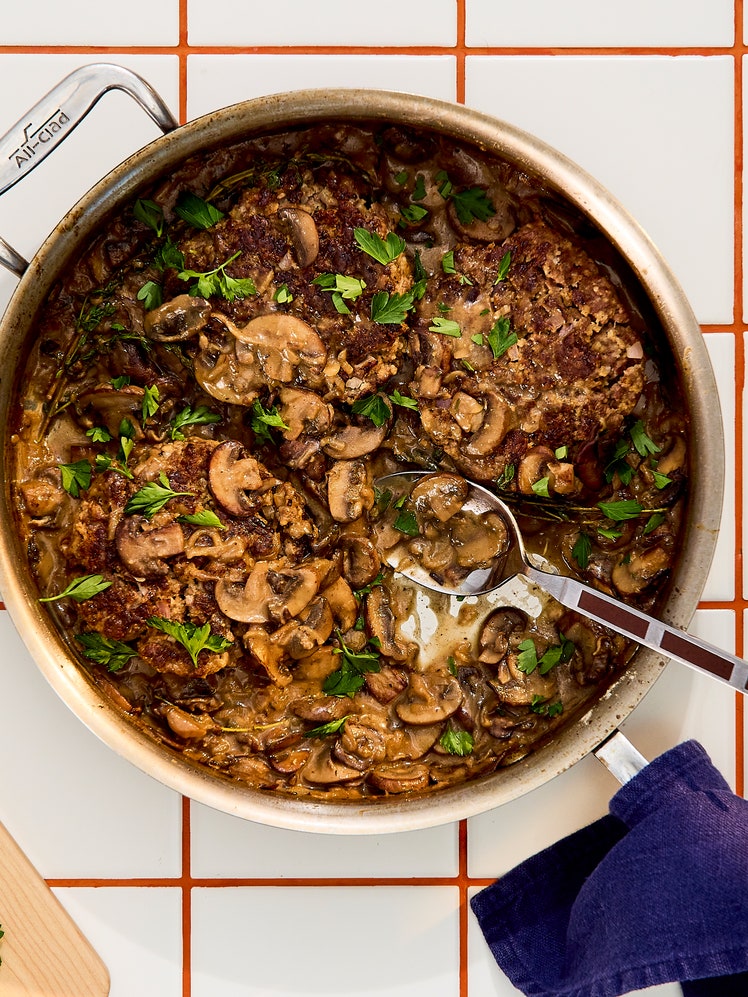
439,725,474,756
370,289,417,325
124,471,193,519
178,251,257,302
312,273,366,314
323,632,381,698
170,404,222,441
174,191,224,230
353,228,405,265
251,399,290,444
40,574,112,603
59,459,92,498
146,616,233,668
76,632,138,672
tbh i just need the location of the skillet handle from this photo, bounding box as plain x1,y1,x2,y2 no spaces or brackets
0,62,178,277
594,730,648,785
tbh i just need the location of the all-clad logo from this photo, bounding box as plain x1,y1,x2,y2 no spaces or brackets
9,108,70,169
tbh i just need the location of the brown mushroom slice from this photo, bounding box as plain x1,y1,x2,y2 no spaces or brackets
292,695,349,723
451,510,509,569
395,671,462,725
301,744,363,785
340,536,381,589
276,205,320,268
410,472,469,523
76,384,145,439
208,440,265,516
231,314,327,383
215,569,267,624
319,576,359,631
271,596,334,659
277,387,333,440
478,608,529,665
449,392,485,434
266,564,322,623
322,420,389,460
333,721,386,771
611,545,671,596
364,585,414,662
326,459,375,523
144,293,211,342
183,528,246,563
517,445,556,494
115,516,184,578
463,391,510,456
655,436,686,477
242,625,292,686
194,344,263,406
370,761,429,793
163,705,214,740
493,653,557,706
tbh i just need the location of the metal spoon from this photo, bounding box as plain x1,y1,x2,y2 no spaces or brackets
376,470,748,695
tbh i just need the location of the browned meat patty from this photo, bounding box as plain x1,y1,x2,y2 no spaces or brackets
408,221,646,483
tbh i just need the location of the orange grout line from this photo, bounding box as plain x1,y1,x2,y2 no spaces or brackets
181,795,192,997
458,818,469,997
734,2,745,796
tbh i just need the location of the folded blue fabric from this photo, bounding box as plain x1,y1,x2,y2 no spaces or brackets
470,740,748,997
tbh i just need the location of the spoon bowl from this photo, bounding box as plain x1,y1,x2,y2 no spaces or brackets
376,470,748,694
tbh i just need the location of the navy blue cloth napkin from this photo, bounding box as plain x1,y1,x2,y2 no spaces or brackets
470,740,748,997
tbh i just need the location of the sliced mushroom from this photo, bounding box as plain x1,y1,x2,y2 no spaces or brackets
215,561,274,624
277,387,333,440
339,536,381,589
333,721,386,771
163,705,214,740
266,564,322,623
231,313,327,383
76,384,145,438
655,436,687,477
115,516,184,578
478,608,529,665
322,420,390,460
208,440,265,516
449,392,485,434
292,695,349,724
183,527,247,563
464,391,509,456
364,585,414,662
194,333,264,406
611,545,671,596
410,472,469,523
369,761,429,793
517,445,556,494
271,596,334,659
242,625,292,686
319,576,359,631
144,293,211,341
395,671,462,725
301,744,363,785
326,459,375,523
277,205,320,268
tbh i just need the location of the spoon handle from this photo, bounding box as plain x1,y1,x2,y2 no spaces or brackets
524,565,748,693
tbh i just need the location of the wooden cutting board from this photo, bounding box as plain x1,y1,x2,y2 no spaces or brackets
0,821,109,995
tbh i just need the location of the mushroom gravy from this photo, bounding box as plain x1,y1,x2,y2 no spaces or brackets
11,122,689,800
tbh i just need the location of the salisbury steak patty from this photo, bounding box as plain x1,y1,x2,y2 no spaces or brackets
409,221,646,483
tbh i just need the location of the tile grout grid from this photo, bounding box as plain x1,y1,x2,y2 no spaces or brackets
0,2,744,994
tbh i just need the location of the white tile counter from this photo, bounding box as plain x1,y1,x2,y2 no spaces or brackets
0,4,742,996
